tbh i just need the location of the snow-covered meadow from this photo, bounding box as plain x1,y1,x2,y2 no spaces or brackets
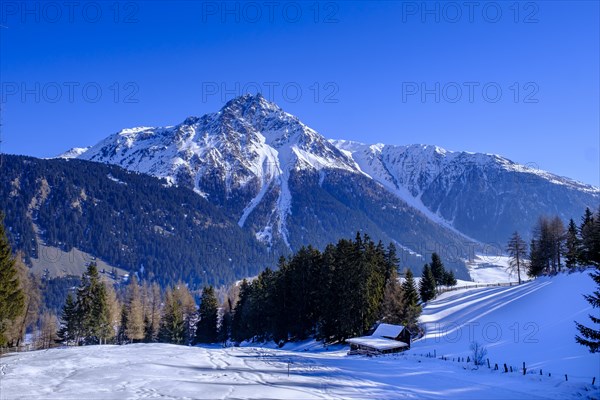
1,270,598,399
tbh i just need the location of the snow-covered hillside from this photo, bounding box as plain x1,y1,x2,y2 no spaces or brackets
411,269,600,383
2,270,598,399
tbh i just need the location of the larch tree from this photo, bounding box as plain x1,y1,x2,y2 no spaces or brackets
105,283,121,342
380,268,405,325
144,282,162,342
507,231,528,284
124,276,144,343
37,312,58,349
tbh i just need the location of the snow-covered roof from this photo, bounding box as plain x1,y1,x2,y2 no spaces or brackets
347,324,408,351
372,323,404,339
346,336,409,351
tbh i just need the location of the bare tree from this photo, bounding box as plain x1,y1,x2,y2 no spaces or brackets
37,312,58,349
507,231,528,284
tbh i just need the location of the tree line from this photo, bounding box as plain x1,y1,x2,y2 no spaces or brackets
223,234,423,344
504,206,600,280
53,233,428,347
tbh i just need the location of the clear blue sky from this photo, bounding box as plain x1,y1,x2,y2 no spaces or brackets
1,1,598,186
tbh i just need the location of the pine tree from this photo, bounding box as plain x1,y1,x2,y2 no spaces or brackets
124,276,144,342
195,286,219,344
419,264,437,302
575,266,600,352
57,293,79,344
430,253,446,286
401,269,421,331
565,218,581,270
506,231,528,284
0,212,25,346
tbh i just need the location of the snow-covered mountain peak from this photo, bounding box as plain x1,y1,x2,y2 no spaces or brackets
56,146,91,159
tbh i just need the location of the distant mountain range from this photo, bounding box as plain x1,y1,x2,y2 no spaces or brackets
2,94,597,285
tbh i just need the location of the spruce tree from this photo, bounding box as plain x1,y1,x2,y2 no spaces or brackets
218,297,233,343
419,264,436,302
57,293,79,344
75,263,110,344
528,238,545,277
401,269,421,331
507,231,528,284
443,270,457,286
0,212,25,346
159,287,185,344
575,266,600,352
384,243,400,283
579,208,594,266
565,218,581,269
231,279,251,343
430,253,446,286
195,286,219,343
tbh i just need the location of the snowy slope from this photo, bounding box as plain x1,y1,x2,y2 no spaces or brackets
410,269,600,383
1,343,595,399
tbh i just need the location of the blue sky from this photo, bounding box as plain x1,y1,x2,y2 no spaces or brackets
1,1,598,186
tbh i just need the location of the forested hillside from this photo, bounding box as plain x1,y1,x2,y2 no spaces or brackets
0,155,273,287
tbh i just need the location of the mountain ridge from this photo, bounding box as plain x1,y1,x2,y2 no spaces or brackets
64,94,598,248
